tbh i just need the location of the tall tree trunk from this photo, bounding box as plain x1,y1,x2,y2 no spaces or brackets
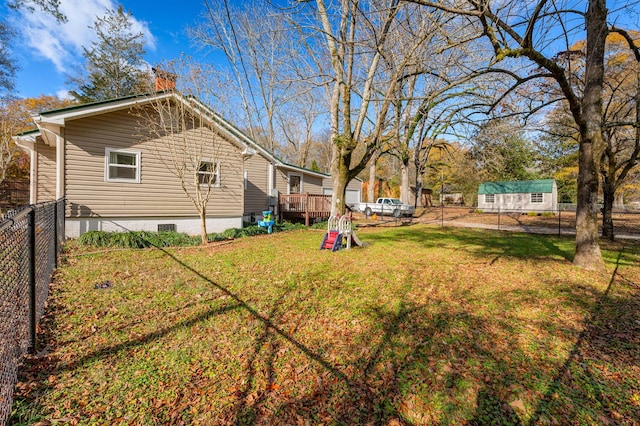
400,159,410,204
601,173,615,240
573,0,607,270
414,174,423,208
368,154,377,203
330,143,349,215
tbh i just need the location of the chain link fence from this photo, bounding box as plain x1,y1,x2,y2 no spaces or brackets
0,179,30,212
0,198,64,425
410,205,640,238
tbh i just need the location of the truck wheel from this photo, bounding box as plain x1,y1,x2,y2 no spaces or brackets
393,208,401,218
364,207,372,216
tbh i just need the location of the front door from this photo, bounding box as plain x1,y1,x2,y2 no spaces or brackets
289,175,301,194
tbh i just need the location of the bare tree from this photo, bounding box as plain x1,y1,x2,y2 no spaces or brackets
275,88,325,167
542,30,640,239
404,0,631,270
382,6,481,205
599,30,640,239
0,97,22,185
295,0,459,214
134,62,224,244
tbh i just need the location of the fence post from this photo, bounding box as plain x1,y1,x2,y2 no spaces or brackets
498,206,501,231
558,207,561,236
28,207,37,352
305,193,310,226
54,200,58,268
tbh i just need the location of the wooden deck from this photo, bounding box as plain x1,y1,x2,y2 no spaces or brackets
279,193,332,226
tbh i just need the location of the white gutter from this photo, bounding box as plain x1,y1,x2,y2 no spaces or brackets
268,163,274,195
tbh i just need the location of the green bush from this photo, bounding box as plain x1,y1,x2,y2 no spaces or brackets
274,221,306,232
78,230,111,247
241,225,269,237
542,211,555,217
77,230,200,248
526,211,539,217
110,231,147,248
474,209,483,214
78,221,313,249
310,220,329,230
222,228,240,239
207,233,227,242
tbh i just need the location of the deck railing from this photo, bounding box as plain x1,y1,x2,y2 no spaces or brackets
279,193,332,225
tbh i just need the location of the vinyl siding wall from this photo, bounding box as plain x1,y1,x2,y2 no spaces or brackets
275,167,323,195
35,143,56,201
64,109,243,218
243,153,270,215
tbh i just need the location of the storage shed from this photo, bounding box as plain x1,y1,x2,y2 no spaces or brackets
477,179,557,213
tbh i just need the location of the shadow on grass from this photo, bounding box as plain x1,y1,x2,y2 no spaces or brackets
526,248,640,424
12,230,640,424
363,225,575,262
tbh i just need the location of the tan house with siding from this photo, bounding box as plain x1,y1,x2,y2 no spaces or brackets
16,91,360,237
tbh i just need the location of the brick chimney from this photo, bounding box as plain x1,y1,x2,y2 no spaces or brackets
152,67,177,91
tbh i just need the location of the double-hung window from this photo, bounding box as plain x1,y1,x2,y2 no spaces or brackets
485,194,495,203
105,148,140,182
530,193,543,203
198,160,220,186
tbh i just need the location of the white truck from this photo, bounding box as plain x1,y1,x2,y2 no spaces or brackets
357,198,415,217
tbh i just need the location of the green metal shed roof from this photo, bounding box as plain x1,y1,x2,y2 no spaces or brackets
478,179,555,195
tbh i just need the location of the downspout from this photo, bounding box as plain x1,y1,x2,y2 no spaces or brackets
56,131,65,200
241,147,256,221
268,162,275,215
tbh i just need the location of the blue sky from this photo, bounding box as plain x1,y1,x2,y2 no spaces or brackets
4,0,639,101
3,0,220,99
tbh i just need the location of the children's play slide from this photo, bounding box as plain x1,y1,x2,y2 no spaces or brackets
319,215,363,251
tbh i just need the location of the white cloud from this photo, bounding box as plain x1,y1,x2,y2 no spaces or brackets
17,0,156,73
56,88,74,100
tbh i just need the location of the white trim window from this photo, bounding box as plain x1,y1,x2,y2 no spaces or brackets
198,160,220,187
105,148,140,182
485,194,495,203
531,192,543,203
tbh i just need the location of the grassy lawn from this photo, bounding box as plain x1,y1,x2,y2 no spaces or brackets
11,225,640,425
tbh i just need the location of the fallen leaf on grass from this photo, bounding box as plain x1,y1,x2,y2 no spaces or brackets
509,399,525,411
